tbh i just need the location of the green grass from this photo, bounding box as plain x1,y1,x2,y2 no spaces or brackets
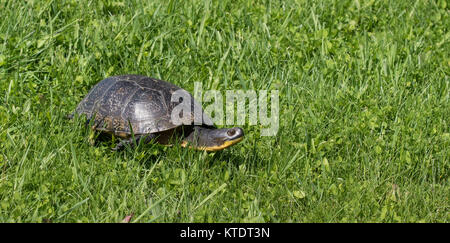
0,0,448,222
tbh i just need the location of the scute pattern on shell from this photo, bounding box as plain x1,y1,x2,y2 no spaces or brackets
74,75,213,137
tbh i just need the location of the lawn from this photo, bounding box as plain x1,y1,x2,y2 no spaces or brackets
0,0,448,222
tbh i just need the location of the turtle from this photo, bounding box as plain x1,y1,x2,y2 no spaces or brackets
69,74,244,151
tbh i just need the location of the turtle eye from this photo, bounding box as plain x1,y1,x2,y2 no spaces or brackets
227,129,236,137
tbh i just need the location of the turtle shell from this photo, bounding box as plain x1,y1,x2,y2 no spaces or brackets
74,75,214,138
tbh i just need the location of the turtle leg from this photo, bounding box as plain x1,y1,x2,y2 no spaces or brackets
112,134,157,151
88,131,96,146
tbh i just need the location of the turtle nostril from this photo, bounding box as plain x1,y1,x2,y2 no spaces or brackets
227,129,236,137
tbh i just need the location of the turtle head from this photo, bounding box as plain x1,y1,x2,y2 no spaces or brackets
181,126,244,151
